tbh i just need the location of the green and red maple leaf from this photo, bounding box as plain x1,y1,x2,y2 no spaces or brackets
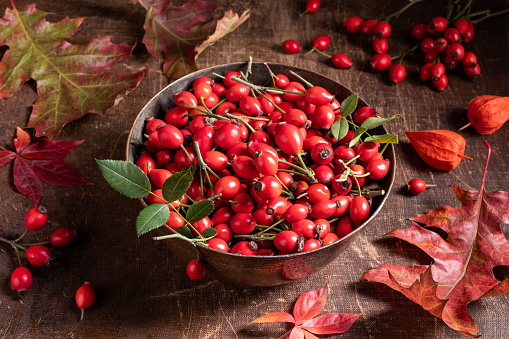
0,128,92,207
133,0,250,78
0,1,148,139
250,284,362,338
362,142,509,337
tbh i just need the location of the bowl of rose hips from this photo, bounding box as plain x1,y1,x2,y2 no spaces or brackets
125,61,396,286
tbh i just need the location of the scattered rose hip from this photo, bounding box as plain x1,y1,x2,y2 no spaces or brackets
76,282,96,320
407,178,435,195
0,205,77,293
103,60,397,280
301,0,320,15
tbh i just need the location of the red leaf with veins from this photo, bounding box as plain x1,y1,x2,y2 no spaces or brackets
293,284,327,325
362,142,509,337
21,140,84,159
13,157,43,207
0,3,148,139
0,128,91,206
14,127,30,153
134,0,250,78
249,284,361,338
0,150,16,168
30,159,92,186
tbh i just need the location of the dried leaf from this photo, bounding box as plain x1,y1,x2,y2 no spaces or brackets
30,159,92,186
249,284,361,338
301,312,363,335
135,0,249,78
250,312,295,324
0,128,91,206
13,156,43,207
14,127,30,153
293,284,327,325
0,3,148,139
362,142,509,337
195,8,251,56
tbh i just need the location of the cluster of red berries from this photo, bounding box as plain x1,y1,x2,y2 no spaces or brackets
5,206,77,292
343,16,407,83
412,17,481,90
282,35,352,69
4,206,95,318
135,67,392,279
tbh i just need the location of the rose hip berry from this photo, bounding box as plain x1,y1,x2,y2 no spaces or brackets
283,40,301,54
10,267,33,292
24,206,47,231
26,245,52,267
76,282,96,320
51,228,77,248
407,178,435,195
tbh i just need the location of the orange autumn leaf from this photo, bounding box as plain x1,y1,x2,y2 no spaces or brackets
406,130,472,171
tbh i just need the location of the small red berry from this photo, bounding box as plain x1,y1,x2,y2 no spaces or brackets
50,228,77,248
186,259,206,280
312,35,330,51
372,37,389,54
389,64,406,84
370,53,392,72
433,74,448,91
76,282,96,320
11,267,33,292
26,245,52,267
428,16,448,34
344,16,364,34
303,0,320,14
24,206,48,231
407,178,434,195
463,63,481,79
331,53,352,69
373,21,391,39
283,40,301,54
360,19,378,37
411,23,427,40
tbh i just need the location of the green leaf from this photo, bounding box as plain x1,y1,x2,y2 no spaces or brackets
96,159,150,198
330,117,350,141
340,93,358,118
360,114,401,130
186,199,214,223
364,134,399,144
347,127,367,148
136,203,170,237
176,225,193,239
202,228,218,238
162,168,193,203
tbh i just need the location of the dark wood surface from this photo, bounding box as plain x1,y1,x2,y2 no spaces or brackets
1,0,508,338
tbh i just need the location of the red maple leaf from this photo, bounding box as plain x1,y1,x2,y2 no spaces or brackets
0,128,92,207
362,142,509,337
0,1,148,139
133,0,250,78
250,284,362,338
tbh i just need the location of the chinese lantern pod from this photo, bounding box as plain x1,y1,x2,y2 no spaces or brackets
405,130,472,171
466,95,509,135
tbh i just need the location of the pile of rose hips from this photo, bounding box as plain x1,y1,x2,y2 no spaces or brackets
135,65,392,278
1,206,77,292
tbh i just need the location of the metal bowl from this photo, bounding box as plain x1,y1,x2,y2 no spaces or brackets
126,62,395,286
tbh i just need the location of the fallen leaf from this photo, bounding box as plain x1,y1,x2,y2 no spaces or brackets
134,0,250,78
195,8,251,56
0,128,92,206
362,141,509,337
0,2,148,139
249,284,361,338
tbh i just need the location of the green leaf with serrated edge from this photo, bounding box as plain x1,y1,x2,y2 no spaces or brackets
186,199,214,223
162,168,193,203
136,203,170,237
330,117,349,141
202,228,218,238
360,114,401,130
96,159,150,198
340,93,358,118
347,127,367,148
176,225,193,239
364,134,399,144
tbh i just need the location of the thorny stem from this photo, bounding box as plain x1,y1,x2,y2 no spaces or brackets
313,49,332,58
226,114,256,133
391,42,420,61
470,9,509,24
451,0,474,22
256,218,287,236
14,230,28,243
254,88,285,113
179,144,194,167
194,141,214,188
199,97,229,121
0,236,27,251
296,153,316,182
380,0,424,22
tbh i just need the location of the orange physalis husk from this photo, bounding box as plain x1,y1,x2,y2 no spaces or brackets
459,95,509,135
405,130,473,171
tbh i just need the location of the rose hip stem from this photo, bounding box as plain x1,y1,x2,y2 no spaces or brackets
377,0,424,22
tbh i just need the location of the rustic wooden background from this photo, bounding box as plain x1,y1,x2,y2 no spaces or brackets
1,0,508,338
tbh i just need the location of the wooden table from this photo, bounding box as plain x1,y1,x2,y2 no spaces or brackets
1,0,508,337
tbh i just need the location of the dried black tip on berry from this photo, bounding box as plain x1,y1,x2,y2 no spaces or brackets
253,150,262,158
253,181,264,192
319,147,332,160
288,181,298,192
184,134,193,144
37,206,47,214
265,207,275,215
375,32,384,39
304,120,312,129
342,180,352,190
248,241,258,251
